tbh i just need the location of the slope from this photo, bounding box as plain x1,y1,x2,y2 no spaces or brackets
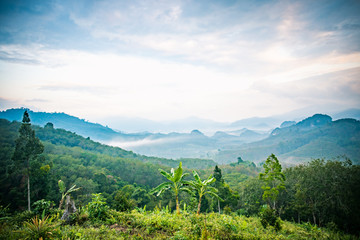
214,114,360,164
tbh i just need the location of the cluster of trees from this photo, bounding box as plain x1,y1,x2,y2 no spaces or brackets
0,112,359,235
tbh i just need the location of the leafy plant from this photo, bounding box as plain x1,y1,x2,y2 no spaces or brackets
185,170,221,215
260,207,282,231
150,162,189,214
32,199,54,216
87,193,109,222
20,215,59,240
58,180,80,209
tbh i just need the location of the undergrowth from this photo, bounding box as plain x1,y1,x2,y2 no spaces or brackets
1,209,359,240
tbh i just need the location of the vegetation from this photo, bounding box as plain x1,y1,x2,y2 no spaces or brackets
186,170,220,215
0,113,359,239
150,162,190,215
11,111,44,211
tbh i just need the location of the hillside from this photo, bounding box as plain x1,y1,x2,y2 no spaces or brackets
0,118,216,170
215,114,360,164
0,108,268,159
1,116,359,236
0,108,121,141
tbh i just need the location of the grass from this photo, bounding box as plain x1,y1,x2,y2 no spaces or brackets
1,209,359,240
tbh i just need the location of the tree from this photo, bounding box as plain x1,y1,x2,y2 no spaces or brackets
186,170,221,215
259,154,285,211
150,162,189,214
213,165,223,184
12,111,44,211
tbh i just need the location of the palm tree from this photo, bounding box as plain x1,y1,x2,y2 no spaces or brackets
187,170,222,215
150,162,189,214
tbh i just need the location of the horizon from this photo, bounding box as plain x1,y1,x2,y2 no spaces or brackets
1,106,359,135
1,1,360,123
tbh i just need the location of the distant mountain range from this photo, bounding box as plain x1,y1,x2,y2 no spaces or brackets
1,108,359,164
215,114,360,165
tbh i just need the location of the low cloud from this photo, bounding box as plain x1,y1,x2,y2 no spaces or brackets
106,136,182,149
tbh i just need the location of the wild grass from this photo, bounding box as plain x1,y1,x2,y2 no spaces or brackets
1,209,358,240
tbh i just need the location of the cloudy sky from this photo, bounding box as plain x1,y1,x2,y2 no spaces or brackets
0,0,359,123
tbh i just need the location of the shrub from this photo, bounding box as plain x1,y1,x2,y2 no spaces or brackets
10,210,35,227
87,193,109,222
32,199,55,217
260,207,282,231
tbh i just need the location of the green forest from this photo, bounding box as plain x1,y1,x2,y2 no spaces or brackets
0,112,359,239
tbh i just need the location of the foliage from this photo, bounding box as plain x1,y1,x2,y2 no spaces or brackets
11,111,45,211
186,170,221,214
32,199,54,216
19,215,59,240
58,180,80,209
260,207,282,231
150,162,190,214
280,158,360,234
259,154,285,210
111,187,137,212
87,193,110,222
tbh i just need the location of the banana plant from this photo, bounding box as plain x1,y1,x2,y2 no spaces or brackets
186,170,222,215
58,180,80,209
150,162,190,214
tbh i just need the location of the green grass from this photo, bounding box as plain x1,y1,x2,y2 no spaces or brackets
2,209,358,240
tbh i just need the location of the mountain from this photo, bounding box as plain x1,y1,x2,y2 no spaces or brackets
0,118,216,170
0,108,121,141
214,114,360,165
2,108,358,164
332,108,360,120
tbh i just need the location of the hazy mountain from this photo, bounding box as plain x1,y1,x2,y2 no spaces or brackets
280,121,296,128
2,108,358,163
214,114,360,165
332,108,360,120
0,108,121,141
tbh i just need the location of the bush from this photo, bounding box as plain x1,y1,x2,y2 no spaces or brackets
32,199,55,216
260,207,282,231
10,210,35,227
87,193,109,222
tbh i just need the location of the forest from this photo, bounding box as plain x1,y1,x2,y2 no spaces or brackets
0,112,359,239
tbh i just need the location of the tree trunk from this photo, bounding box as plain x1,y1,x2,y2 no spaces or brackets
59,197,64,210
176,194,180,215
27,175,31,211
197,196,202,215
312,211,316,225
218,199,221,214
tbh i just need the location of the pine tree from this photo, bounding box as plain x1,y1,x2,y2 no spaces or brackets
12,111,44,211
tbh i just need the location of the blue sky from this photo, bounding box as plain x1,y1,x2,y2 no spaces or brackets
0,0,359,123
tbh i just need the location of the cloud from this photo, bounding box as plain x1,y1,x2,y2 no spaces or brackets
107,137,182,149
252,67,360,107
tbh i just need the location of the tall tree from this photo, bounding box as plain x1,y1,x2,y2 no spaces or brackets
150,162,189,214
259,154,285,211
12,111,44,211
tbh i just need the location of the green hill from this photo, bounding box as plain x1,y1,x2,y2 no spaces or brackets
215,114,360,164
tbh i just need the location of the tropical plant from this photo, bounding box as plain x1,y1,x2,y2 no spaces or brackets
186,170,221,215
58,180,80,209
20,215,59,240
150,162,189,214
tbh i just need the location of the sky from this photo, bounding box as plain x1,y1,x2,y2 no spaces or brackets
0,0,360,124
